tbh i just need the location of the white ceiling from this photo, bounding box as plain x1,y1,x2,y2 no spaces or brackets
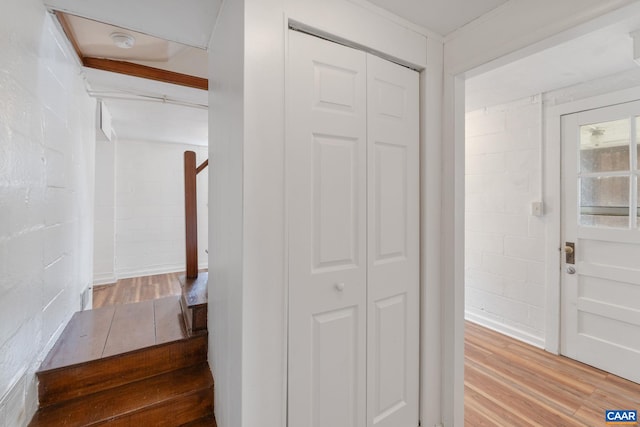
466,11,640,111
365,0,509,36
86,68,208,146
47,0,640,147
45,0,222,49
49,0,513,146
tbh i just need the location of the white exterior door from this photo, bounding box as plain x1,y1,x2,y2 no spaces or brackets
366,54,419,427
561,100,640,384
287,30,419,427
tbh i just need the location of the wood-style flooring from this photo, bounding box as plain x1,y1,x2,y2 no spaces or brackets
94,273,640,426
465,321,640,426
93,272,183,308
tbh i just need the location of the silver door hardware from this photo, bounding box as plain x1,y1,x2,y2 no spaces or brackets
565,242,575,264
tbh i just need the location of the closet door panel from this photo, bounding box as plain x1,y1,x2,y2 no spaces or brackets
366,54,420,427
288,30,367,427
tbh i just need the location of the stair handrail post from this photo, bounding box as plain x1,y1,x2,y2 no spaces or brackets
184,151,198,279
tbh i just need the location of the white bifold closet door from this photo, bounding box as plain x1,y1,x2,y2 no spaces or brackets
287,30,419,427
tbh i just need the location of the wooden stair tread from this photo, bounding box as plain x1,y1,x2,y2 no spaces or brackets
102,299,156,357
39,305,116,369
40,296,187,372
155,294,191,343
29,364,213,426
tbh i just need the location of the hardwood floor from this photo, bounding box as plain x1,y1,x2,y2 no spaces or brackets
465,321,640,426
94,273,640,426
93,272,183,308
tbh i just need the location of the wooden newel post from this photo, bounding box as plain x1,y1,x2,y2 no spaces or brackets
184,151,198,279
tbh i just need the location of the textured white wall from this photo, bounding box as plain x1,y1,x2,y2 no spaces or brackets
93,140,116,284
464,70,640,350
0,0,96,424
112,139,208,279
465,96,546,346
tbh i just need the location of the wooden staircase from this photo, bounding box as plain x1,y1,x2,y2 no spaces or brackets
28,296,215,426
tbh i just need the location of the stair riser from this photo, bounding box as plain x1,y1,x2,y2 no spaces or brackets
38,334,207,407
179,273,208,335
180,415,218,427
192,306,207,332
30,364,213,426
180,297,208,334
93,388,213,427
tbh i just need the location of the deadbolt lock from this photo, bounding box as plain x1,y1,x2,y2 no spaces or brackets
564,242,575,265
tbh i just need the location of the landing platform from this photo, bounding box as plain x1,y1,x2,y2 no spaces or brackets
180,272,208,308
40,296,187,371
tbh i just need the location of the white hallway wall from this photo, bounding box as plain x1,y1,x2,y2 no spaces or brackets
209,1,640,426
0,0,96,423
208,1,434,426
207,0,640,426
465,96,546,347
94,139,208,283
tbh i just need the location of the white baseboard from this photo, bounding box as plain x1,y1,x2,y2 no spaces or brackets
93,272,117,286
113,263,210,281
465,311,545,349
0,368,29,425
94,264,210,285
115,264,185,280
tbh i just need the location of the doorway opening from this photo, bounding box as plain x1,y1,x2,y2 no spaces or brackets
462,10,640,424
50,11,211,302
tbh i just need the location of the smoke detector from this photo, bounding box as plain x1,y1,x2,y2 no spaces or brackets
110,32,135,49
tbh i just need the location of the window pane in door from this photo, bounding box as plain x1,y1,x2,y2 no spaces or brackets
580,119,629,173
580,176,630,228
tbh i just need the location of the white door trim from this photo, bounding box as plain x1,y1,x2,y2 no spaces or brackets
545,85,640,354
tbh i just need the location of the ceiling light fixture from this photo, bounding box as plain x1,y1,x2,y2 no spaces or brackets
110,32,135,49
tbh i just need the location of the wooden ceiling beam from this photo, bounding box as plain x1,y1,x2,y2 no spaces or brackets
82,57,208,90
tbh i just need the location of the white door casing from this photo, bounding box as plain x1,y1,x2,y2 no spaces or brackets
287,30,420,427
366,54,420,427
287,30,368,427
561,100,640,384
